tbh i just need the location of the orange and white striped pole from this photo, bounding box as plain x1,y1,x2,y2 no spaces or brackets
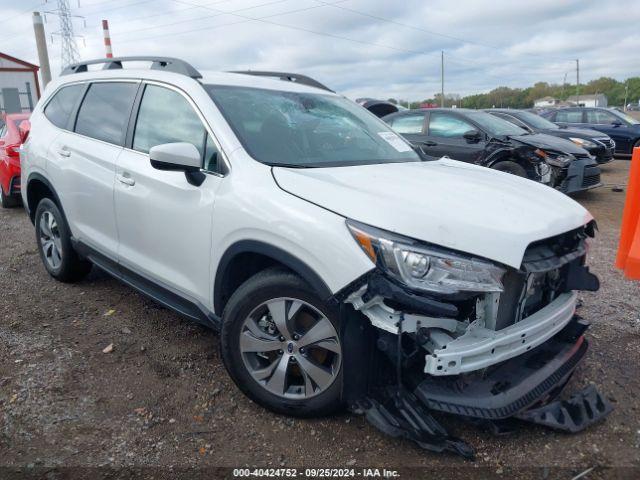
102,20,113,58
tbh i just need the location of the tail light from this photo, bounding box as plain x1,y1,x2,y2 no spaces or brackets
5,144,20,157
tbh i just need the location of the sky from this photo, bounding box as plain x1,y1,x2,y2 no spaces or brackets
2,0,639,101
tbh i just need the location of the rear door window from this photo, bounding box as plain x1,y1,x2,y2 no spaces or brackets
388,114,425,134
428,113,475,138
555,110,583,123
44,84,85,129
74,82,138,145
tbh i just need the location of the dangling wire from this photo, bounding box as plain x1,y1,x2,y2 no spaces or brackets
396,312,404,391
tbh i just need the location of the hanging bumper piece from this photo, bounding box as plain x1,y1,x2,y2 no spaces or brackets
350,317,612,459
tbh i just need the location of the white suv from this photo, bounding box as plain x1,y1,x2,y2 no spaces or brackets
21,57,609,454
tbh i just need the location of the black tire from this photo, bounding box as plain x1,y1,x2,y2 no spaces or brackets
34,198,92,282
491,160,528,177
220,268,343,417
0,185,20,208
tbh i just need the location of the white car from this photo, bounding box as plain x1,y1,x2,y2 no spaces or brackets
21,57,609,456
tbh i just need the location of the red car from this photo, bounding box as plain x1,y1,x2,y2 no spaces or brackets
0,113,30,208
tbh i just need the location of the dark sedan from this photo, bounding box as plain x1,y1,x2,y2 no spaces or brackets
542,107,640,155
383,108,601,194
486,109,615,164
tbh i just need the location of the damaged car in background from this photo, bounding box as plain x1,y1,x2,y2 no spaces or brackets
382,108,602,194
21,57,611,461
486,108,615,165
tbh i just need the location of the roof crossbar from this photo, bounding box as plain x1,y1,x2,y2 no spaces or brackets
229,70,333,92
61,56,202,79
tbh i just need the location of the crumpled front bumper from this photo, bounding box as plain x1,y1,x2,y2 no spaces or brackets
558,158,602,193
415,316,612,430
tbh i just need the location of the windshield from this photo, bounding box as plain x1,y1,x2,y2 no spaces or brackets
611,109,640,125
514,111,559,129
465,111,528,137
205,85,420,167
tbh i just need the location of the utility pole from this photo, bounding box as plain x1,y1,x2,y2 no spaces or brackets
440,50,445,107
32,12,52,88
561,72,567,98
624,81,629,111
576,59,580,106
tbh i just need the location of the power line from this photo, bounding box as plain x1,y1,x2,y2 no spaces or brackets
163,0,568,78
312,0,574,65
97,0,357,45
110,0,292,38
0,1,45,26
74,0,570,84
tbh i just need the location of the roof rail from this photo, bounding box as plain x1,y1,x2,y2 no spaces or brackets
229,70,333,92
60,56,202,79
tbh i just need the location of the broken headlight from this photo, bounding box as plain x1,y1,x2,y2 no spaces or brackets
534,149,574,168
347,220,505,294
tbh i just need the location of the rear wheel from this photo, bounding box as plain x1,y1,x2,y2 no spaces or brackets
35,198,92,282
491,160,528,177
0,185,20,208
221,268,343,417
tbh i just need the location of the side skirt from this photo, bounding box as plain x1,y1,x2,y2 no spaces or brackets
72,239,221,331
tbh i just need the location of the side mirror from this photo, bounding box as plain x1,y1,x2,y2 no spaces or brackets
149,142,205,186
463,129,481,143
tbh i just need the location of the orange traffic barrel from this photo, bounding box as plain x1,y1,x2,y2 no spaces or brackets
615,146,640,279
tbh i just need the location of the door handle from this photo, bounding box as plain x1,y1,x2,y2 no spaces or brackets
418,141,437,147
116,174,135,186
57,148,71,157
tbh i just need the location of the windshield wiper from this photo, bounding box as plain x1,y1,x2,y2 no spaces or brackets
267,163,314,168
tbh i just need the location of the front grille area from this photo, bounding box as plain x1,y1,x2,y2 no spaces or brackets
582,165,601,188
493,223,593,330
595,137,615,150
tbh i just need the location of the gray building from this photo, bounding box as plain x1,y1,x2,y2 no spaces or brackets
0,52,40,114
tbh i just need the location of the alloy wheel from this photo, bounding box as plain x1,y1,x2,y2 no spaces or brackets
39,211,63,269
239,297,341,400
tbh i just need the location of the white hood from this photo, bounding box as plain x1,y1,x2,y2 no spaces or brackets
273,158,592,268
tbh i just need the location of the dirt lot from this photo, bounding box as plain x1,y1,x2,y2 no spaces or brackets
1,161,639,479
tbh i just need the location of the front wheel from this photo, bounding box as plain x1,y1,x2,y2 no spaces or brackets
220,268,343,417
491,160,528,177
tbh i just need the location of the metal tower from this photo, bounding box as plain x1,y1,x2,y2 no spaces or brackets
45,0,85,68
57,0,80,67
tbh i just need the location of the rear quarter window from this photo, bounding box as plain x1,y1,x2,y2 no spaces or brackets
43,84,85,129
74,82,138,145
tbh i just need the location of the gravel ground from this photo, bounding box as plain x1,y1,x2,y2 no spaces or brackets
1,161,639,479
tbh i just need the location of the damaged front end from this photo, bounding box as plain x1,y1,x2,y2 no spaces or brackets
339,220,611,459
